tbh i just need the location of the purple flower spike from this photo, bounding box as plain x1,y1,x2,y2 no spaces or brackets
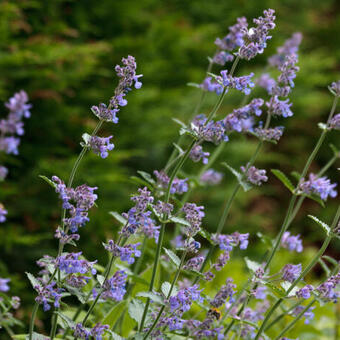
281,232,303,252
200,169,223,185
296,285,313,299
330,80,340,97
0,278,10,292
102,270,127,301
190,145,210,164
241,165,268,186
210,278,236,307
299,173,337,201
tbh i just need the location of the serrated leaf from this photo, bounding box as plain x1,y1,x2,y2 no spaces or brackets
39,175,56,189
103,301,126,327
244,257,262,273
128,299,144,327
163,248,181,267
64,284,87,304
161,281,172,297
222,162,252,192
56,312,76,329
109,211,127,225
198,229,213,244
136,292,164,305
137,171,155,185
271,169,295,193
169,216,191,227
108,331,125,340
26,272,40,289
97,274,105,286
308,215,331,235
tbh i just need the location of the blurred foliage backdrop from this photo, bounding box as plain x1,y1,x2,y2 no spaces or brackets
0,0,340,335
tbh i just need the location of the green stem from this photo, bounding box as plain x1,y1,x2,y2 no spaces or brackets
274,299,316,340
142,251,187,339
50,310,59,339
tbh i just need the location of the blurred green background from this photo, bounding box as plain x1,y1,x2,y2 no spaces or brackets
0,0,340,337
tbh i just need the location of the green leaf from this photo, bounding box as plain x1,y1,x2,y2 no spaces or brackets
244,257,262,273
161,281,172,297
97,274,105,286
136,292,164,305
137,171,155,185
169,216,191,227
271,169,295,193
173,143,184,154
172,118,187,128
329,143,339,157
290,171,301,181
280,281,299,297
308,215,331,235
39,175,56,189
26,272,40,289
187,82,200,88
198,229,213,244
103,301,126,327
128,299,144,327
304,193,325,207
56,311,76,329
109,211,127,225
221,162,252,192
130,176,153,190
163,248,181,267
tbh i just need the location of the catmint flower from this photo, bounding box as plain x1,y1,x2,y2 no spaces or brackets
183,256,204,271
241,165,268,186
267,96,293,117
257,73,276,94
291,306,315,324
330,80,340,97
55,228,80,244
317,273,340,302
239,9,276,60
169,285,203,313
204,271,215,281
299,173,337,201
154,200,173,216
329,113,340,130
213,251,230,271
212,51,234,65
91,323,110,340
184,239,201,253
91,103,119,123
182,203,205,236
276,54,299,88
34,281,63,311
296,285,314,299
5,90,32,118
200,77,223,95
56,252,97,275
154,170,188,194
190,145,210,164
89,136,114,158
0,278,10,292
220,70,255,95
102,270,127,301
171,235,184,248
200,169,223,185
0,166,8,181
268,32,303,68
281,232,303,252
212,232,249,251
0,205,8,223
73,323,91,339
66,275,90,288
11,296,20,309
255,126,284,141
0,136,20,155
253,286,267,300
282,263,302,282
104,240,141,264
210,278,236,307
215,16,248,52
131,187,154,211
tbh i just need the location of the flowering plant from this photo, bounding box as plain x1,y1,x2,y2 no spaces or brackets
1,8,340,340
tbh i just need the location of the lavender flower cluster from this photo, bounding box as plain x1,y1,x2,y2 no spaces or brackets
2,8,340,340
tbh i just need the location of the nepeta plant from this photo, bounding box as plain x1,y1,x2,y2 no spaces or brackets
1,8,340,340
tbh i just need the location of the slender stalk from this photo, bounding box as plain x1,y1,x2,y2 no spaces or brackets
50,311,59,339
29,120,104,340
255,203,340,339
142,251,187,339
274,299,316,340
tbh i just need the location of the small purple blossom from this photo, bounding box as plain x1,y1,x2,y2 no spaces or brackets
282,263,302,282
104,240,141,264
34,281,63,311
0,166,8,181
296,285,314,299
200,169,223,185
257,73,276,94
281,232,303,253
5,90,32,118
182,203,205,236
102,270,127,301
292,306,315,324
0,136,20,155
91,103,118,123
267,96,293,117
0,278,10,292
329,113,340,130
154,170,188,195
169,285,203,313
190,145,210,164
210,278,236,307
212,51,234,65
255,126,284,141
56,252,97,275
220,70,255,95
241,165,268,186
299,173,337,201
330,80,340,97
89,136,114,158
154,200,173,216
254,286,267,300
317,273,340,302
0,205,7,223
213,251,230,271
200,77,223,95
183,256,204,271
